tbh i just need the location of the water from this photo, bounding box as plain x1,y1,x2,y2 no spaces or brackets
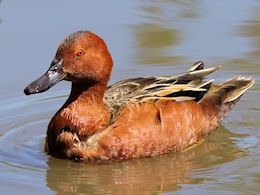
0,0,259,194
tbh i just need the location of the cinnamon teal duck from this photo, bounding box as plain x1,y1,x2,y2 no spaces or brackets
24,31,254,161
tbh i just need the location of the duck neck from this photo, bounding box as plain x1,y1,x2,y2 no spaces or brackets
66,80,107,106
47,79,111,154
54,79,111,136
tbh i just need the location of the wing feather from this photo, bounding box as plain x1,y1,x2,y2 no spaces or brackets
104,62,220,120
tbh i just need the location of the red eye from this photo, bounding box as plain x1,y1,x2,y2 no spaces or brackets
76,49,84,57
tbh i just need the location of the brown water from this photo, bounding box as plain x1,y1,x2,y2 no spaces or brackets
0,1,260,194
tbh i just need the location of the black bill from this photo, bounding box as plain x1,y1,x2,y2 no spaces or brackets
24,59,66,95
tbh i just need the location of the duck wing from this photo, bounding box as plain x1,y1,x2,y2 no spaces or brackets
104,61,220,120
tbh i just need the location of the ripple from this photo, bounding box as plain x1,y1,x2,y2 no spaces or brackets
0,91,67,181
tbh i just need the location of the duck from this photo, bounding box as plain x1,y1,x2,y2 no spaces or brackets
24,30,254,161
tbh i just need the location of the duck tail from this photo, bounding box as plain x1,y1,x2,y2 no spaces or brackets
218,77,254,104
199,76,254,124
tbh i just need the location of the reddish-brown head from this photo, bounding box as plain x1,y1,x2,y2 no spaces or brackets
56,31,113,82
24,31,113,95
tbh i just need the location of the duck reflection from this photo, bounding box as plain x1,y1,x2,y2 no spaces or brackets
46,126,246,195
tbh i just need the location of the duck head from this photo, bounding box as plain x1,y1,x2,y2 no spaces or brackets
24,31,113,95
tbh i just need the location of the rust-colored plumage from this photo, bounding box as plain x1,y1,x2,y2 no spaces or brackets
24,31,254,161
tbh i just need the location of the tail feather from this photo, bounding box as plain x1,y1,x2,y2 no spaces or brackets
200,76,254,123
221,77,255,103
208,77,254,104
198,76,254,134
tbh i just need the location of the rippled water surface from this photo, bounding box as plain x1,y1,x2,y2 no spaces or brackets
0,1,260,194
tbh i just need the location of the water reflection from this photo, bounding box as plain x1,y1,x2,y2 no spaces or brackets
46,126,246,194
132,23,183,65
137,0,202,22
225,3,260,75
242,6,260,73
132,0,202,66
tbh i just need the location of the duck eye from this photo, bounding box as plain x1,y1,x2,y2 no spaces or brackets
75,49,84,57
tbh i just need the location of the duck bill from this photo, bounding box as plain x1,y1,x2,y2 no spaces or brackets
24,59,66,95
